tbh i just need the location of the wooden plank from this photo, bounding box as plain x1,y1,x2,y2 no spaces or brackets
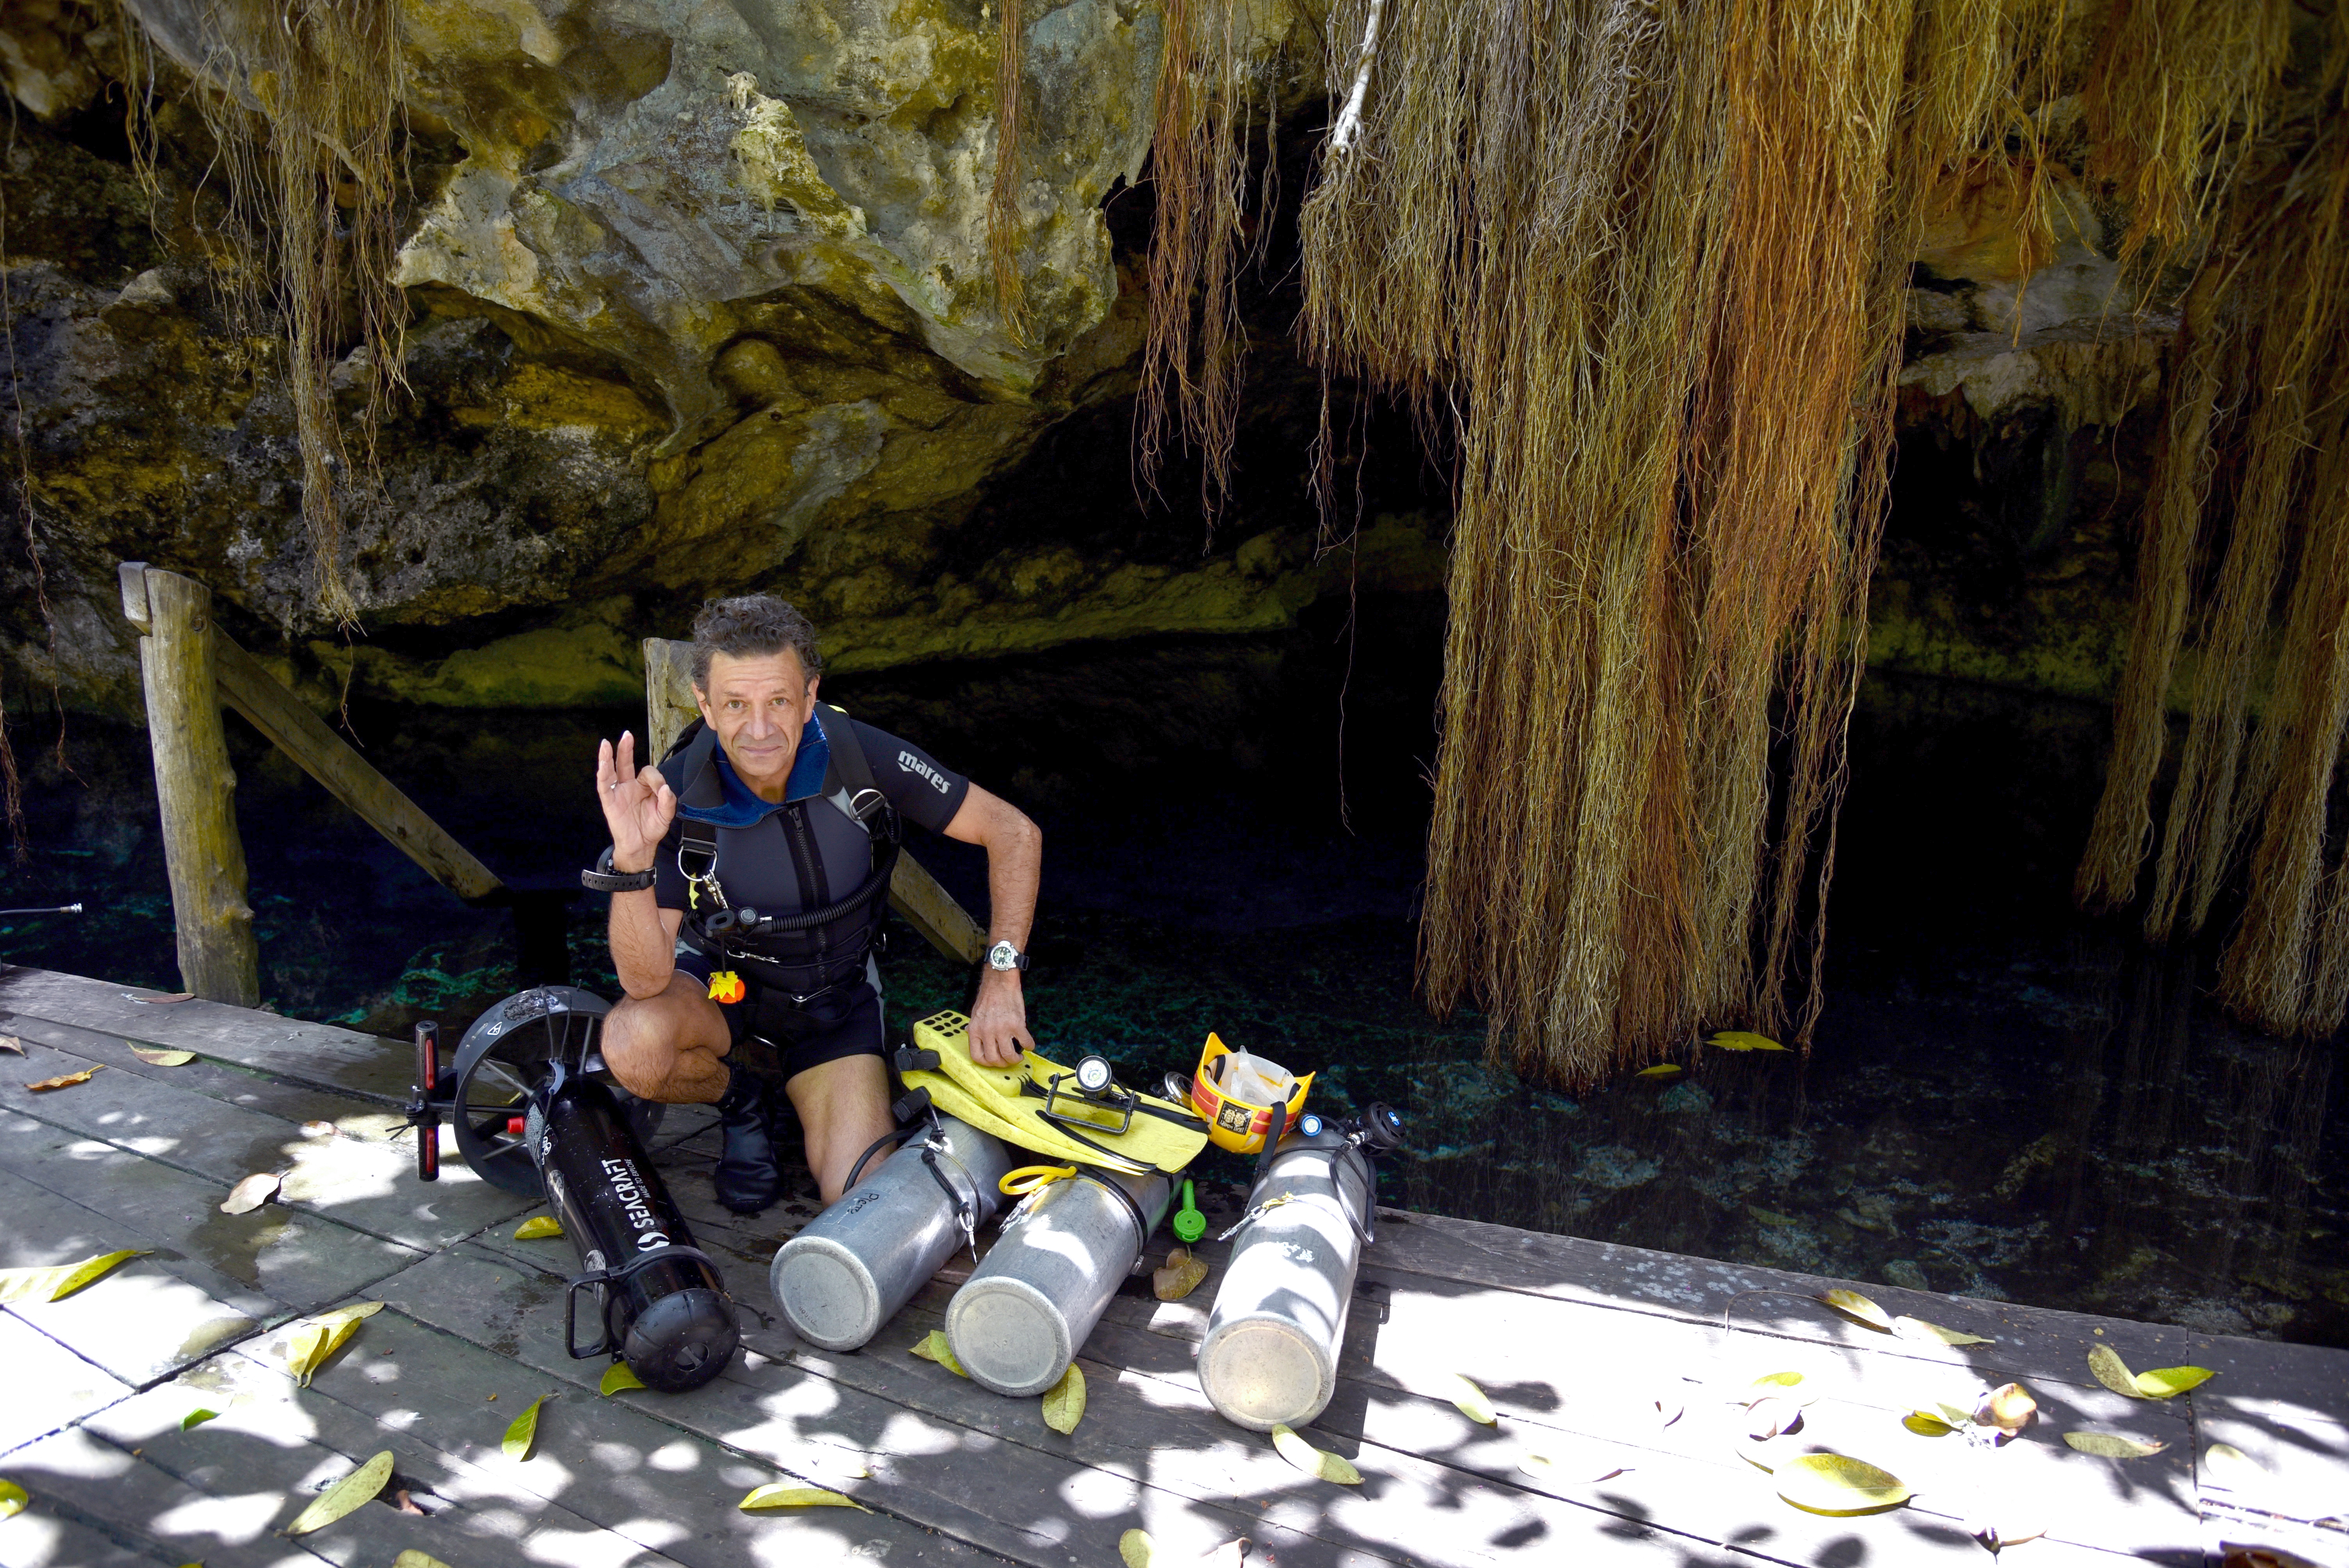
0,1499,189,1566
0,1310,133,1459
642,637,985,964
0,1121,421,1383
0,1028,534,1253
0,1435,254,1568
212,633,503,902
1365,1207,2349,1410
0,966,414,1103
0,1008,412,1131
15,1408,675,1568
87,1305,1012,1568
379,1242,1414,1568
81,1329,710,1568
890,853,987,966
643,636,702,761
133,567,258,1005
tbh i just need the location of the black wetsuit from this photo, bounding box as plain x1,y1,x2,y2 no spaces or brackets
655,707,970,1080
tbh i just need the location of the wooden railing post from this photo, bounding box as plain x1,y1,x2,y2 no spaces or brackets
121,563,260,1005
642,637,988,965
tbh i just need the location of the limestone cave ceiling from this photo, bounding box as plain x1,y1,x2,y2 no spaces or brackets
0,0,2207,718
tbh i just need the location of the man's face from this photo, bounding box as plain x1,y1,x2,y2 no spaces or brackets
695,647,820,798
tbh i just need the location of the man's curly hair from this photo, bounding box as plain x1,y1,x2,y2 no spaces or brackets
689,594,823,688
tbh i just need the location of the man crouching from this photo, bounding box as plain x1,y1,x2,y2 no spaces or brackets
587,594,1040,1211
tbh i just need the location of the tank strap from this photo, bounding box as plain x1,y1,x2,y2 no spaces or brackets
920,1128,984,1260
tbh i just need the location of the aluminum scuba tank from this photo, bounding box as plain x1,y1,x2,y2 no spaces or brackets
528,1069,740,1392
771,1112,1014,1351
945,1166,1172,1396
1196,1103,1403,1431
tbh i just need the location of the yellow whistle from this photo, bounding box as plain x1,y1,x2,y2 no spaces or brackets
707,970,745,1005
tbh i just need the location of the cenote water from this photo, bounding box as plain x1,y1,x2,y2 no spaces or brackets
3,627,2344,1348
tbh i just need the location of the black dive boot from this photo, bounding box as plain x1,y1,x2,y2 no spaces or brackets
711,1069,783,1214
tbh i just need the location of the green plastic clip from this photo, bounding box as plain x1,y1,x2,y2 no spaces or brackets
1173,1178,1206,1244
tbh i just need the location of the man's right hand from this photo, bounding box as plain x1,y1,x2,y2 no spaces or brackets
596,730,677,874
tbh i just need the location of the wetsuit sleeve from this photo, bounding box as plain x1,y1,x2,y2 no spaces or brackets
850,719,971,835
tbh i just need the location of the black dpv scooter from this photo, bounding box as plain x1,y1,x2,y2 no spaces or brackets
407,986,740,1391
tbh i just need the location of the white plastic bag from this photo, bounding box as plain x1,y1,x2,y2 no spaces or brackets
1218,1049,1296,1108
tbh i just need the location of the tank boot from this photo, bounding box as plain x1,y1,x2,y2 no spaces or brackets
711,1067,783,1214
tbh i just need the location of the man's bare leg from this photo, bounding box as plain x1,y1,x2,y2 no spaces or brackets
786,1053,896,1203
601,972,734,1105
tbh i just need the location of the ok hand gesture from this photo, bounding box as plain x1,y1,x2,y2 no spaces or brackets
596,730,676,874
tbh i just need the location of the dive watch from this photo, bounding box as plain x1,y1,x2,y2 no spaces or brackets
581,845,657,893
984,940,1030,973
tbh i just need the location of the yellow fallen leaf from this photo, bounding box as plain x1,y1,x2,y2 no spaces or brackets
394,1553,455,1568
132,991,195,1003
2088,1343,2144,1398
26,1066,101,1092
284,1449,393,1535
1634,1064,1681,1078
2133,1364,2215,1399
130,1047,198,1067
502,1394,549,1461
1708,1030,1788,1052
2065,1429,2165,1458
1749,1370,1806,1395
0,1248,150,1304
910,1330,968,1377
1447,1373,1497,1425
1775,1452,1911,1515
1747,1397,1801,1440
285,1302,382,1387
513,1216,563,1240
1152,1246,1209,1301
599,1361,648,1396
0,1479,24,1519
0,1034,23,1055
1120,1529,1155,1568
740,1483,868,1511
221,1172,282,1215
1818,1289,1892,1331
1890,1315,1991,1346
1041,1363,1086,1434
1976,1382,2037,1434
1271,1423,1361,1484
2204,1442,2265,1489
1903,1411,1956,1436
1518,1450,1627,1484
181,1408,221,1431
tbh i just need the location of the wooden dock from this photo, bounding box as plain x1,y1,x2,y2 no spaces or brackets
2,962,2344,1568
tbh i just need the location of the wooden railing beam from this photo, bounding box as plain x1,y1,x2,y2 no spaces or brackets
130,565,260,1005
210,634,504,902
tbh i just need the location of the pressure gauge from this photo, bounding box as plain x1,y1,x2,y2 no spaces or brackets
1074,1054,1114,1095
1298,1112,1324,1138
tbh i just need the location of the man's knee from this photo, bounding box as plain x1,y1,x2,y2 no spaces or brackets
602,990,729,1104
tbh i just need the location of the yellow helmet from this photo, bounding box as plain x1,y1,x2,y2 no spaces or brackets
1189,1033,1313,1154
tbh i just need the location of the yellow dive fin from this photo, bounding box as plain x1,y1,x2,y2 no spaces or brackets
900,1010,1210,1176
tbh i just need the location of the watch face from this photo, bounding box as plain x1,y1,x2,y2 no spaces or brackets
988,942,1017,969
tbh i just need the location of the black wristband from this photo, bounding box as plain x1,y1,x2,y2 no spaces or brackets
581,845,656,894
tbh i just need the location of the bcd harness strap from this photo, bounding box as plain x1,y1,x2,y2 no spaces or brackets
664,708,902,1000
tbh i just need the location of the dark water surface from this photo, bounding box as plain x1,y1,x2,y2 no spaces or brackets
3,659,2343,1346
